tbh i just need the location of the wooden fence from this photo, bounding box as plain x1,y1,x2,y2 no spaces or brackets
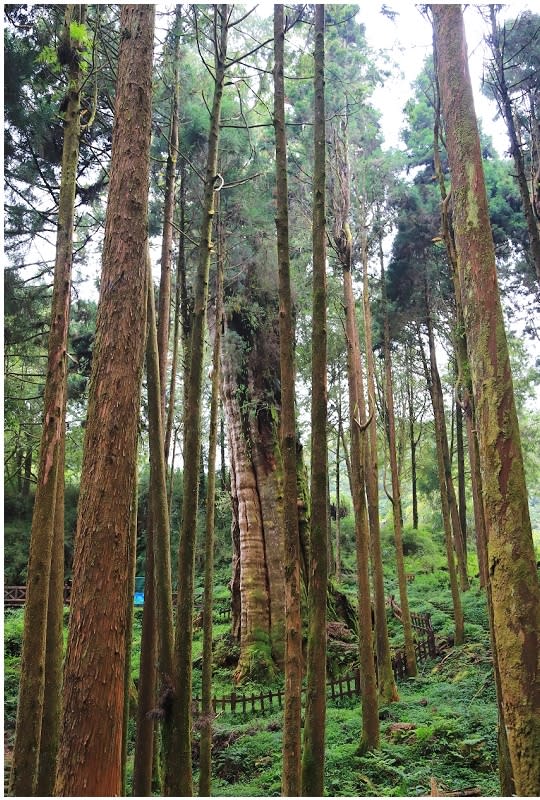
192,602,439,715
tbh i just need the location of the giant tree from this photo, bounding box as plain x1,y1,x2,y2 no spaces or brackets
432,6,540,794
55,7,155,794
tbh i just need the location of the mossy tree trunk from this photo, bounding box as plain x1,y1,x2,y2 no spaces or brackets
302,6,329,792
433,6,540,794
168,8,227,794
418,330,464,646
10,7,84,794
423,285,469,594
35,431,65,796
360,219,399,706
274,6,303,792
221,298,286,679
380,242,417,678
332,126,380,750
54,7,154,794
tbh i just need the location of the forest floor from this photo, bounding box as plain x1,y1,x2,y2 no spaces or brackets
4,555,503,797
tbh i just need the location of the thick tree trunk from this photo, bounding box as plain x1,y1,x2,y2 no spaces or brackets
55,7,154,794
433,7,540,794
381,245,417,678
302,7,329,792
168,9,227,794
10,8,83,794
221,319,285,679
274,6,303,794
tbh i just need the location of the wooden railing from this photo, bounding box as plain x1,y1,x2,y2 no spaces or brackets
4,585,232,624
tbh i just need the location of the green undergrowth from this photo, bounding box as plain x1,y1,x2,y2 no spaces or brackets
5,560,503,796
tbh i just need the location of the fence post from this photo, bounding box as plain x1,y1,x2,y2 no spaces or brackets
231,691,236,713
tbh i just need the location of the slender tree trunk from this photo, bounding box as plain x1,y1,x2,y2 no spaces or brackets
487,7,540,283
424,293,469,592
198,209,224,798
133,515,157,797
157,7,181,417
165,156,186,466
381,244,417,678
335,385,343,583
360,220,399,705
144,258,175,783
418,331,465,645
302,7,328,791
433,8,540,793
122,479,139,796
455,388,467,550
35,430,65,796
405,346,419,530
274,7,303,792
342,249,380,752
55,8,154,794
10,8,83,793
168,9,227,795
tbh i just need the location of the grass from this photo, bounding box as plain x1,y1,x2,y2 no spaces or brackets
4,553,504,797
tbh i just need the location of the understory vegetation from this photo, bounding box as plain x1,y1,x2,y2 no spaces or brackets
5,532,511,797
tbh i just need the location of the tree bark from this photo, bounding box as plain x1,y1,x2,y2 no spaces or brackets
381,243,417,678
10,7,83,794
55,7,154,794
157,6,181,417
433,7,540,794
360,220,399,706
168,8,227,794
302,6,329,792
198,206,224,798
487,6,540,283
35,430,65,796
274,5,303,794
418,331,464,646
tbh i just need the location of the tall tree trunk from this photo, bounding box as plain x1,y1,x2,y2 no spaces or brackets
302,6,329,792
455,385,467,551
332,125,380,749
381,243,417,678
146,259,176,786
424,290,469,592
10,7,83,794
133,516,157,797
487,6,540,283
157,7,181,417
168,8,227,794
335,381,343,583
122,479,138,796
433,7,540,793
418,331,464,646
198,210,224,798
405,344,419,530
55,7,154,794
165,156,187,466
274,5,303,794
360,218,399,705
35,431,65,796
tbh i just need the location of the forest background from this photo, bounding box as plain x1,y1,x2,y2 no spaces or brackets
3,2,540,797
